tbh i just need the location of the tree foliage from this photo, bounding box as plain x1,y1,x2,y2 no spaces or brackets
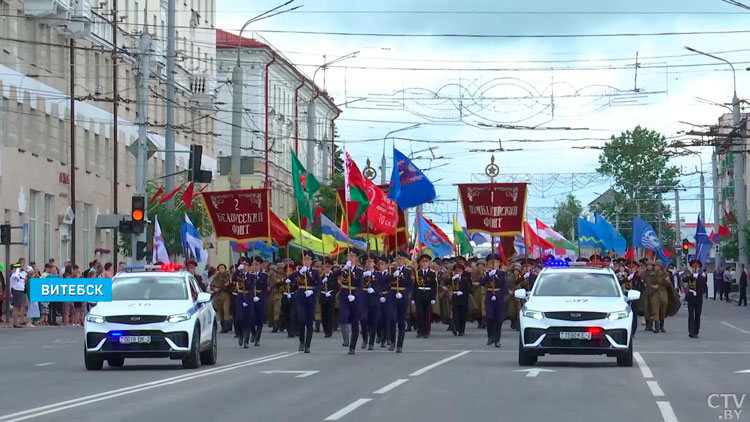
118,182,213,257
553,194,583,240
592,126,679,246
720,224,750,262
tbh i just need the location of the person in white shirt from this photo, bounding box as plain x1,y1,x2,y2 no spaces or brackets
10,263,28,328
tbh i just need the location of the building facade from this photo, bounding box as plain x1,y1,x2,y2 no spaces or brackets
214,30,340,264
0,0,217,266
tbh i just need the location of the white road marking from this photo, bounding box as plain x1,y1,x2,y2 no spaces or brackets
647,381,664,397
35,362,55,367
373,379,409,394
634,352,653,379
722,321,750,335
639,351,750,354
41,346,69,349
409,350,471,377
260,370,319,378
0,352,295,422
515,368,556,378
324,399,372,421
734,369,750,374
656,401,679,422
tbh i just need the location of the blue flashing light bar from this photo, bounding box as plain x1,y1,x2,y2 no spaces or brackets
545,260,569,267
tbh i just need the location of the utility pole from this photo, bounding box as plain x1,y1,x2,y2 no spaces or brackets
733,94,747,269
713,146,723,268
69,40,77,264
229,61,243,190
675,188,681,262
112,0,119,264
699,170,706,224
164,0,176,206
133,32,152,264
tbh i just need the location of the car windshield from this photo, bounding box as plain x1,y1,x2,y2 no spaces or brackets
111,276,188,300
534,272,621,297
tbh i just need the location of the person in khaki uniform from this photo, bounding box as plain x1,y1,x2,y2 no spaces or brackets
650,261,671,333
267,264,283,332
471,260,487,329
209,264,232,333
438,262,453,332
641,260,657,332
505,264,525,331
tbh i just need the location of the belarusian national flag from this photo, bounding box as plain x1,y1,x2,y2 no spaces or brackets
291,150,320,225
344,152,370,237
452,215,473,255
535,218,578,258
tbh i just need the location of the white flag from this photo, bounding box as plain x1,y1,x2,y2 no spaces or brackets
183,214,208,264
152,215,170,264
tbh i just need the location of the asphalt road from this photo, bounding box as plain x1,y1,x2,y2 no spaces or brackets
1,299,748,422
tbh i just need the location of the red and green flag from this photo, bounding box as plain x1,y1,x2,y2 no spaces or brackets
291,150,320,224
344,152,370,237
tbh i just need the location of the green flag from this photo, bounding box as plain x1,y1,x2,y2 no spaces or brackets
291,150,320,223
453,216,473,255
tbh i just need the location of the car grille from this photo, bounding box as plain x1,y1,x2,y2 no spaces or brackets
105,315,167,324
607,329,628,345
540,326,610,348
101,330,171,351
86,332,107,347
544,311,608,321
524,328,546,344
164,331,189,348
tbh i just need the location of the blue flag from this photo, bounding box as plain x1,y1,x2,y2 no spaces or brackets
594,213,627,255
578,218,607,247
388,148,436,209
632,217,671,265
694,215,712,267
417,212,454,257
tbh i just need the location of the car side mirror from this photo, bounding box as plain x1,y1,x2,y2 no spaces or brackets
626,290,641,301
197,292,212,304
514,289,527,300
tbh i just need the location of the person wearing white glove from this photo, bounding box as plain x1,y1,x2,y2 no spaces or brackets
242,302,248,307
318,257,338,338
253,296,260,302
479,253,508,347
367,287,375,294
396,292,403,299
456,291,463,296
296,250,321,353
413,253,437,338
363,270,373,277
250,256,270,347
304,290,313,298
300,266,308,274
348,295,356,302
686,259,708,338
379,297,386,303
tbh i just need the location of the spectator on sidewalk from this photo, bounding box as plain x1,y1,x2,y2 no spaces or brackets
713,266,724,300
0,266,5,323
10,263,28,328
738,264,748,307
61,265,73,326
722,267,733,301
102,262,113,278
46,265,60,325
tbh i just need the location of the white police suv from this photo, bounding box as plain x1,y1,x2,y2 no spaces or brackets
515,261,640,367
84,264,217,370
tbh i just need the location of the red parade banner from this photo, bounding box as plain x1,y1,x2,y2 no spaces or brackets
336,184,409,252
200,189,271,243
457,183,528,236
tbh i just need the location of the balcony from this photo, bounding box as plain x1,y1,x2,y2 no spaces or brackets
187,73,216,109
24,0,71,20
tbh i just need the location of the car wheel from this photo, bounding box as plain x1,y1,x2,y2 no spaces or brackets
84,348,104,371
518,335,537,366
182,326,202,369
617,341,634,367
107,358,125,367
200,321,218,366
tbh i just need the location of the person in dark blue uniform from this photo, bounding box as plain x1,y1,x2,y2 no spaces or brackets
414,254,438,338
250,256,268,347
360,253,381,350
236,265,255,348
445,262,472,336
477,253,507,348
338,250,364,354
319,257,339,338
290,250,320,353
684,259,707,338
231,258,250,338
387,251,414,352
375,255,393,348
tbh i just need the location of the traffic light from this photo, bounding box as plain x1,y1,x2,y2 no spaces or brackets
135,241,148,261
131,196,145,234
188,144,212,183
682,238,689,254
0,224,10,245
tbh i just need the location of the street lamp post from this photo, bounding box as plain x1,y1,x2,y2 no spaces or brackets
381,124,421,184
685,46,744,269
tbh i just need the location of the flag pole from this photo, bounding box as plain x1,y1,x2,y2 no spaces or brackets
295,205,304,259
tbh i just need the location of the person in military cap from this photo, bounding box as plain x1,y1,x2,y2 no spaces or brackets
445,262,472,336
471,258,487,329
359,253,381,350
288,250,321,353
337,249,365,354
387,250,413,352
641,260,657,331
684,259,707,338
318,257,338,338
374,255,392,347
277,262,298,338
476,253,508,347
209,264,232,333
235,262,255,348
249,256,268,346
649,260,671,333
505,264,526,331
413,253,438,338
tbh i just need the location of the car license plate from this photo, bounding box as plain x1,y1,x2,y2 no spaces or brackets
559,332,592,340
118,335,151,344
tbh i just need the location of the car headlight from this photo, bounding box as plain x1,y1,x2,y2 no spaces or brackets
607,311,629,321
522,310,544,320
86,314,105,324
167,313,191,323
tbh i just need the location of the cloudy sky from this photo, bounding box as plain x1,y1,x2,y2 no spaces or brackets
217,0,750,236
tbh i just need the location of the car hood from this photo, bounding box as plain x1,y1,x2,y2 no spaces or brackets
526,296,628,313
91,300,194,317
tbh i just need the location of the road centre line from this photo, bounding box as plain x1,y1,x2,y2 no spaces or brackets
324,399,372,421
633,352,653,379
722,321,750,335
0,352,295,422
409,350,471,377
373,379,409,394
35,362,55,367
656,401,679,422
647,381,664,397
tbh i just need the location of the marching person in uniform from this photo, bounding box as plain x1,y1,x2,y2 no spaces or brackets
290,250,320,353
319,257,338,338
642,261,656,331
280,263,298,338
236,265,255,348
684,259,707,338
388,251,413,352
446,262,472,336
375,255,392,347
506,264,526,331
471,259,487,329
209,264,232,333
231,259,249,338
650,261,671,334
414,254,438,338
338,250,364,354
477,253,507,348
250,256,268,346
360,254,380,350
623,260,643,337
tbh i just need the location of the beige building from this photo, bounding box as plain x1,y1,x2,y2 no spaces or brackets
0,0,217,266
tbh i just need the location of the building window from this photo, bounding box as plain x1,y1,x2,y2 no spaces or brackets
45,114,52,158
83,204,91,264
94,52,100,89
59,118,67,164
94,132,100,175
29,190,38,263
84,129,91,172
134,0,139,26
43,194,52,264
0,97,7,146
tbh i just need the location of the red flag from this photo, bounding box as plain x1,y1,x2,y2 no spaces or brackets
498,242,508,265
709,230,720,243
313,207,325,225
523,221,555,252
647,249,654,261
160,183,184,204
149,186,164,204
719,224,731,237
724,208,736,225
270,210,293,247
624,247,636,261
662,248,672,258
180,182,195,210
365,179,397,235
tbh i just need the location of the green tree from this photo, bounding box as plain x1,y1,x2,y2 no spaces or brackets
118,182,213,258
720,224,750,262
333,144,344,174
553,194,583,240
593,126,679,246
